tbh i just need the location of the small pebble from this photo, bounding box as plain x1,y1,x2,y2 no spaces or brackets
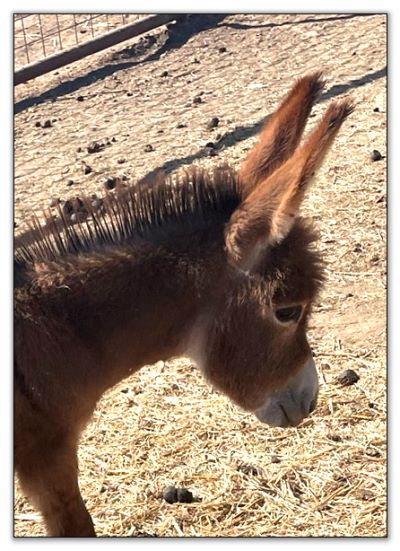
237,463,259,476
373,107,380,112
205,147,217,157
66,179,74,187
370,254,380,263
336,369,360,386
207,117,220,129
365,447,381,458
370,149,383,162
104,177,117,190
35,121,41,128
144,144,154,152
360,489,375,501
353,243,362,253
84,164,92,175
193,96,203,105
77,147,82,153
62,200,74,216
205,141,215,149
49,197,60,208
117,158,126,164
91,199,103,210
44,215,59,227
127,92,133,97
218,46,227,53
270,455,281,464
160,70,169,77
87,141,103,154
70,212,87,223
111,137,117,142
74,197,86,212
77,95,85,102
176,123,187,129
42,119,52,128
334,474,349,484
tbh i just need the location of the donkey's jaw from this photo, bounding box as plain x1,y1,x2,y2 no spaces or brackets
254,357,319,428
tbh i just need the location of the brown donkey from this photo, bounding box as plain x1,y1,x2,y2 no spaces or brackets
14,73,353,537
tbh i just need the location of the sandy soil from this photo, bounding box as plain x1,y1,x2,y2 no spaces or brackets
14,13,386,537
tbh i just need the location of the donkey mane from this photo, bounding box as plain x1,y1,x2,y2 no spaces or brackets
15,166,241,269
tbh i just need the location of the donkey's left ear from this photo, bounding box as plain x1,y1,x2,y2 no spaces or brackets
226,100,354,272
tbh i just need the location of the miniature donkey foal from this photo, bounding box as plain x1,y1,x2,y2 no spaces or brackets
14,73,352,536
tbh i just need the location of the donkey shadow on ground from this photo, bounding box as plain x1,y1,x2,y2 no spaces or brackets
139,66,386,183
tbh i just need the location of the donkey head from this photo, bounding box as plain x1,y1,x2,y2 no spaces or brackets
198,74,353,427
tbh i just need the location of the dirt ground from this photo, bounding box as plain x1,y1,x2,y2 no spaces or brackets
14,14,386,537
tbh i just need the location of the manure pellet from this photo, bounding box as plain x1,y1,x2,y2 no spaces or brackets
162,486,194,504
336,369,360,386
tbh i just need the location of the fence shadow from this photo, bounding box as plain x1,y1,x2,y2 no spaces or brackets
221,13,376,30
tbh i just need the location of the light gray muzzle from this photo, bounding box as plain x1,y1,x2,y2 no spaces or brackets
255,357,319,427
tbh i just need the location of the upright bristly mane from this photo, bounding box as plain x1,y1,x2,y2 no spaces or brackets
14,166,241,268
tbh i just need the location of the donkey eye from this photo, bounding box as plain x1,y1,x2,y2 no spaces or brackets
274,305,303,324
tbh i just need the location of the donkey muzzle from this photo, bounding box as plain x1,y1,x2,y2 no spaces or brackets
254,357,319,428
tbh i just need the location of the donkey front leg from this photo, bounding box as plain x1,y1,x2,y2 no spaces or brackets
16,437,95,537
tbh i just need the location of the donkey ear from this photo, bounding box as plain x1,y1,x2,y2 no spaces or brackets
226,99,354,271
239,72,325,197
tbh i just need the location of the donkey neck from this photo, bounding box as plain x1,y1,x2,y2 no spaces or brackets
27,236,228,388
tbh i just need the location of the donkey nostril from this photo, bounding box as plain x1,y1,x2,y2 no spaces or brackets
308,397,317,414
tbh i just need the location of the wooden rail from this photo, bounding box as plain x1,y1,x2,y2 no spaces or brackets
14,14,177,85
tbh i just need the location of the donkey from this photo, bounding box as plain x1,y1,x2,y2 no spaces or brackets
14,73,353,537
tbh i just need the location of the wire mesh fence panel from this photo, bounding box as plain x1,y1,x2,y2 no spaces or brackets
14,14,148,72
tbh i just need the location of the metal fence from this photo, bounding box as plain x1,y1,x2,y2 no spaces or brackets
14,13,177,85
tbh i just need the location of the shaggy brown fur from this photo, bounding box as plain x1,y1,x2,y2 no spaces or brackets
14,73,352,536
